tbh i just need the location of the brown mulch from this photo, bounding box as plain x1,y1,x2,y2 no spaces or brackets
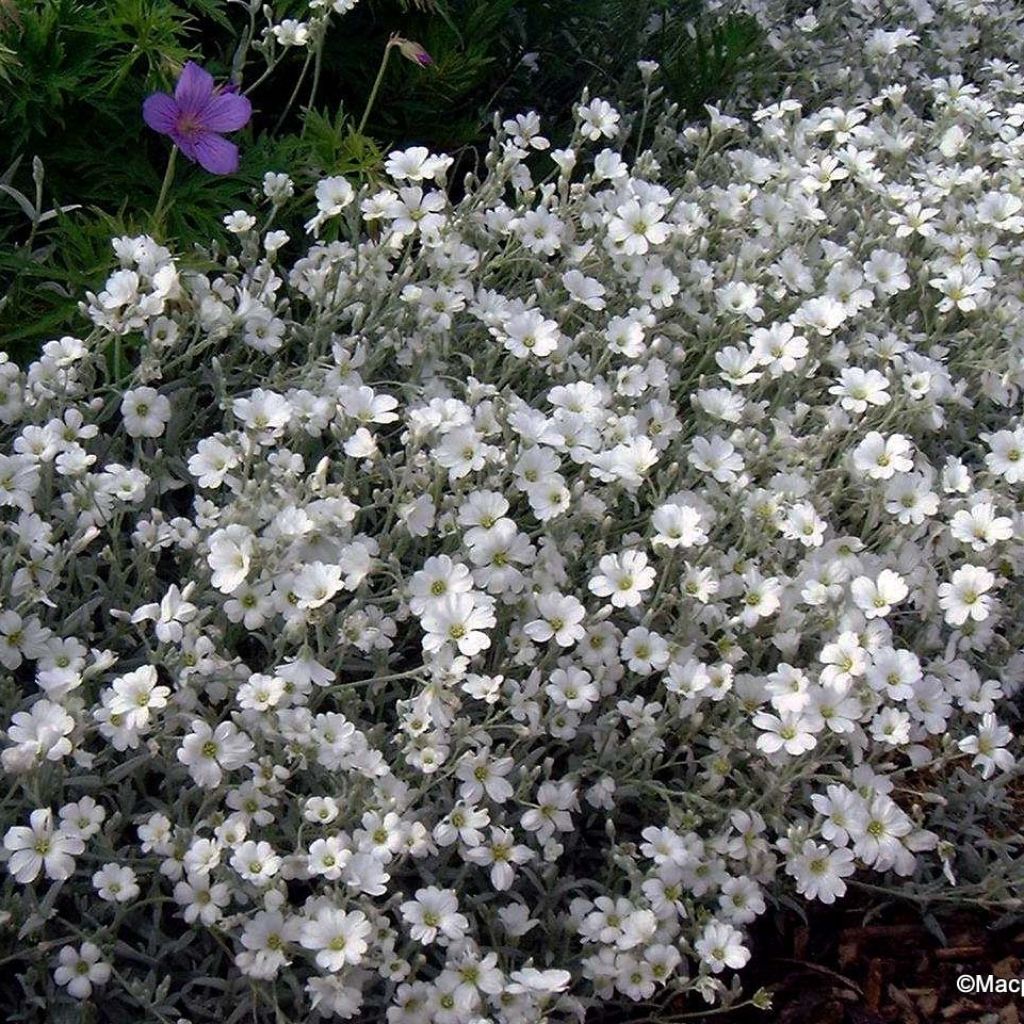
593,903,1024,1024
720,904,1022,1024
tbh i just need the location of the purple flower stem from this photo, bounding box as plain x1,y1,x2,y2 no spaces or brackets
151,145,179,230
357,36,398,136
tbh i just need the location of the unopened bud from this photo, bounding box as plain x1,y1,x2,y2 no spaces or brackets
393,36,433,67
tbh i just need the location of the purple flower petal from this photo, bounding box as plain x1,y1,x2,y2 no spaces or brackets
199,91,252,133
142,92,179,135
172,132,201,165
193,132,240,175
174,61,215,115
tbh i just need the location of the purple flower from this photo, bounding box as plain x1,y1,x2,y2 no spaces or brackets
143,62,252,175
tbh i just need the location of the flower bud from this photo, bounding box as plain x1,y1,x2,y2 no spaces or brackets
394,37,433,67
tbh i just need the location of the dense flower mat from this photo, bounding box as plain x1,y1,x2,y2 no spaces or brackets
1,0,1023,1020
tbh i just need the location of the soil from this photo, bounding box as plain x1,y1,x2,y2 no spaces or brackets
716,903,1021,1024
595,900,1024,1024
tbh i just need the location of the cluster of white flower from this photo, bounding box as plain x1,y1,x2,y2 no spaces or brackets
2,0,1023,1019
264,0,361,55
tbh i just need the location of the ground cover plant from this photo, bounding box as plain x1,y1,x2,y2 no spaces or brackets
1,0,1024,1021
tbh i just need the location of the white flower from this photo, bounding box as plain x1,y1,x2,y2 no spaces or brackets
850,569,909,619
53,942,111,999
958,713,1014,779
863,249,909,295
651,503,706,548
753,710,817,756
121,387,171,438
2,25,1024,1012
517,208,563,255
546,666,599,712
464,823,536,888
852,431,913,479
304,796,341,825
456,753,515,804
561,269,606,310
737,567,781,626
300,906,372,971
982,428,1024,484
230,840,282,885
130,583,198,643
384,186,446,238
577,98,620,140
501,310,561,359
237,910,300,979
207,524,255,594
237,673,286,711
607,199,670,255
306,976,364,1019
621,626,670,674
588,550,657,608
308,835,350,880
223,210,256,234
508,967,572,993
829,367,890,413
2,699,75,772
949,503,1013,552
520,780,577,843
497,903,538,937
384,146,453,183
58,797,106,840
718,877,766,924
688,435,745,484
177,720,255,788
188,437,240,488
420,593,496,657
173,873,230,925
781,501,826,547
232,388,292,436
937,565,995,625
92,862,140,903
292,561,344,610
408,555,473,615
400,886,469,945
524,591,586,646
108,665,169,729
695,920,750,973
271,18,309,46
4,808,84,883
0,610,50,669
849,794,913,871
786,840,855,903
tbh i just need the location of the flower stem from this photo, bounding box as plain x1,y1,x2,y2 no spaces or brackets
152,145,178,230
303,44,324,138
274,47,314,135
357,35,397,136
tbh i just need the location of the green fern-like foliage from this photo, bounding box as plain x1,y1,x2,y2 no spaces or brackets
660,10,767,118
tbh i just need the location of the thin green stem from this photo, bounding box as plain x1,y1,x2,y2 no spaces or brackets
242,56,282,97
151,145,178,230
113,333,125,384
303,44,324,137
357,35,397,136
274,47,314,135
